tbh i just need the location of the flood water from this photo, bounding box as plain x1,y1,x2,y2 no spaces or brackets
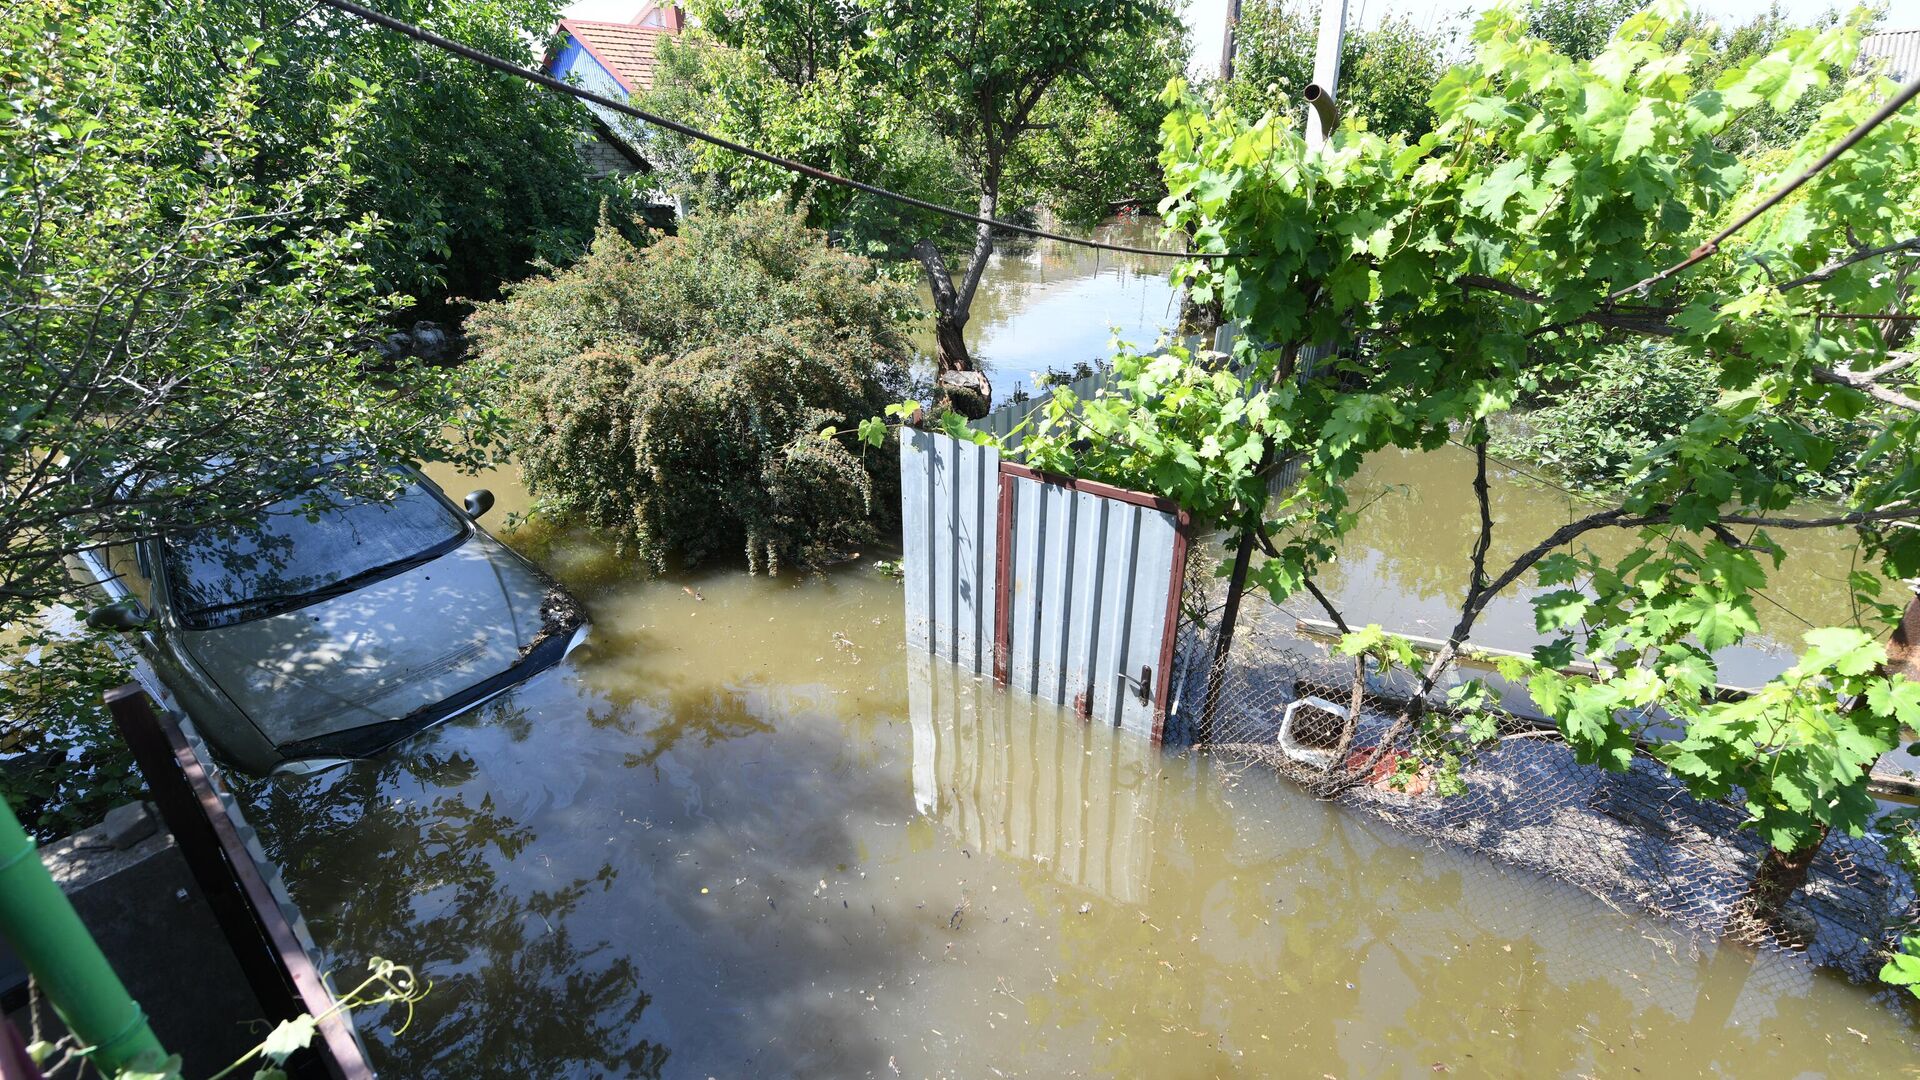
915,217,1181,394
232,455,1920,1077
1289,444,1880,690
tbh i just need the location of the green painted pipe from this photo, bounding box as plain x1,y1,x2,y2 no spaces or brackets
0,797,165,1074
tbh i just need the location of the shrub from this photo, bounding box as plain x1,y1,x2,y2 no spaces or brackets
1497,343,1873,498
468,206,917,573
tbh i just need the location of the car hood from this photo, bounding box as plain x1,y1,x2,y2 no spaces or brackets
179,533,553,746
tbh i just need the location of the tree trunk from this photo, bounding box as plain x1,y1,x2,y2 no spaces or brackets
1889,590,1919,680
914,210,996,418
1734,831,1825,949
932,309,973,373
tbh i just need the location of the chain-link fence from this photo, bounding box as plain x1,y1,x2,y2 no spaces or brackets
1168,549,1919,988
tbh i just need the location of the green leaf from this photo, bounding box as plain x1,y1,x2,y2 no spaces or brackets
1798,627,1881,678
1867,678,1920,727
1613,102,1660,163
1677,595,1759,651
1465,159,1532,220
260,1015,318,1064
1532,589,1590,634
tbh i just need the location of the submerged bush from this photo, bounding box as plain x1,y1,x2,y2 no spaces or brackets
468,206,917,572
1497,343,1873,498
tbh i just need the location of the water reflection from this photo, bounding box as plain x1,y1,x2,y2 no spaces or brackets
917,218,1180,390
226,461,1920,1077
1280,444,1875,688
908,650,1159,904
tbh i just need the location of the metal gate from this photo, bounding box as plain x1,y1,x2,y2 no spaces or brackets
900,429,1191,743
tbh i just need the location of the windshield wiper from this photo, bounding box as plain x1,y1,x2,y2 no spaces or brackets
178,532,469,627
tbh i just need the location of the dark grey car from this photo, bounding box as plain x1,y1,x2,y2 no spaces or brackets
71,467,587,775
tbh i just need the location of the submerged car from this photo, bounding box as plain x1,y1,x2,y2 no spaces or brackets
72,466,587,776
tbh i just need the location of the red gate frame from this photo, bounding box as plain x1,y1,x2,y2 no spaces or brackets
991,461,1193,743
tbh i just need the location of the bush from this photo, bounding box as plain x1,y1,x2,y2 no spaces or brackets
1497,343,1873,497
468,206,917,573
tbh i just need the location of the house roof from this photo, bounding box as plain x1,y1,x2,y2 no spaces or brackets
559,18,680,94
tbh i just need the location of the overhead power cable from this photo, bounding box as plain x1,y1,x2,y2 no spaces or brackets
1608,70,1920,302
307,0,1228,261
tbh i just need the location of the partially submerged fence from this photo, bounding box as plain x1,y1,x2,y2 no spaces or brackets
900,428,1196,742
108,687,372,1079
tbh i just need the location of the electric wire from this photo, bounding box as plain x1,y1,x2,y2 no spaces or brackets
308,0,1230,261
310,0,1920,293
1607,69,1920,302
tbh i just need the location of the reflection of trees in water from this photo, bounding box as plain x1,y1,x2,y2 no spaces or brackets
247,750,668,1078
1312,446,1870,642
596,691,773,773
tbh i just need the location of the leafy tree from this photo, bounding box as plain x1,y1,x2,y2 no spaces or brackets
136,0,608,315
466,206,917,573
644,19,968,258
969,2,1920,952
648,0,1184,412
1526,0,1641,60
1,0,492,828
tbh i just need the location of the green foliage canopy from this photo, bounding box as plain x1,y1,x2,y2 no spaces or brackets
1,0,495,830
647,0,1187,376
1221,2,1457,140
139,0,610,312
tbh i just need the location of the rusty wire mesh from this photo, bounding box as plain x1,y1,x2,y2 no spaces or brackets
1167,545,1920,989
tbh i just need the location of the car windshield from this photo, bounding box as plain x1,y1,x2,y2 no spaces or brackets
163,474,467,628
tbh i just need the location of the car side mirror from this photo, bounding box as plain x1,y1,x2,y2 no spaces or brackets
464,489,495,520
87,599,150,631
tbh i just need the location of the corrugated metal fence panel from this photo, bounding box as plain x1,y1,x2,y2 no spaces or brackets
1862,29,1920,81
900,428,999,675
1003,474,1180,740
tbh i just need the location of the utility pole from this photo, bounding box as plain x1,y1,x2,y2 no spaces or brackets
1200,0,1350,739
1220,0,1244,82
1306,0,1349,148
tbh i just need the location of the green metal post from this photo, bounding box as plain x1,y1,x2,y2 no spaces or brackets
0,796,166,1074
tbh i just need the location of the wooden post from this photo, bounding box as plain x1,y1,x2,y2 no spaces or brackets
1199,527,1256,740
1219,0,1244,82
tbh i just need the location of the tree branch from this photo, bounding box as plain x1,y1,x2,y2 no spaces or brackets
1811,364,1920,413
1776,236,1920,292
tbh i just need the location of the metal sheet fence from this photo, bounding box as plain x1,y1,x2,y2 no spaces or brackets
901,429,1196,743
1862,28,1920,82
900,427,999,677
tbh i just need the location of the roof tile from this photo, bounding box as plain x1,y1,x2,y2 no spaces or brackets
561,19,680,93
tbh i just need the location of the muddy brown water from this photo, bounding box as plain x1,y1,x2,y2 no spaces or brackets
229,450,1920,1077
1280,443,1883,690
